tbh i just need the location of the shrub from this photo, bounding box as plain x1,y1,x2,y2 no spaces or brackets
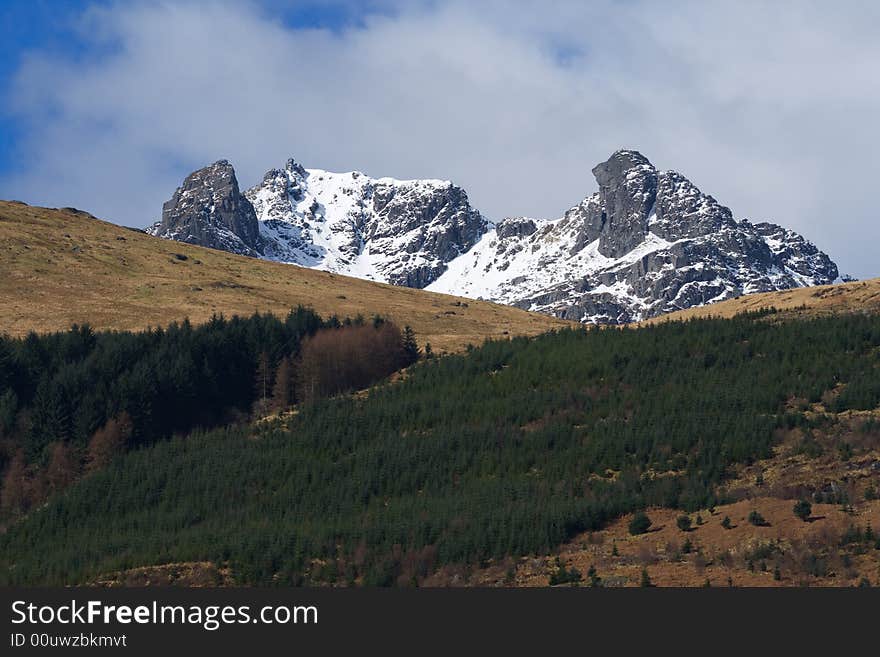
793,499,812,522
721,516,732,529
629,511,652,536
548,557,582,586
748,510,767,526
587,564,601,587
676,515,692,532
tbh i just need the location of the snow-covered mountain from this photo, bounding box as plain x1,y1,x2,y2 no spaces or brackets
246,159,486,288
148,150,839,323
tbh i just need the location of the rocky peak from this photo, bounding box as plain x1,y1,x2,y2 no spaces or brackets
148,160,261,256
565,150,659,258
284,158,307,178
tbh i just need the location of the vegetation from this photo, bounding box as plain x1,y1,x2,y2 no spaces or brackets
676,515,692,532
0,309,419,518
629,512,653,536
793,499,812,522
748,510,768,527
2,311,880,585
548,558,582,586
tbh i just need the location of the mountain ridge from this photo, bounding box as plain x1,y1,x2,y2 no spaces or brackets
149,149,839,323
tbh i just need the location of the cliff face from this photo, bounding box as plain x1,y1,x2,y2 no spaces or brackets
149,160,261,257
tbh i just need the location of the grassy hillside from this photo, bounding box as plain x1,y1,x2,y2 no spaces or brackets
649,277,880,324
0,201,568,353
3,311,878,586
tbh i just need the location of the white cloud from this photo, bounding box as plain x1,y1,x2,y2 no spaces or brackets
2,0,878,277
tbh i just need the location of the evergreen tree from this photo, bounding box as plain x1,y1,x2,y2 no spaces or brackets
402,326,420,365
793,499,812,522
629,511,651,535
748,510,767,527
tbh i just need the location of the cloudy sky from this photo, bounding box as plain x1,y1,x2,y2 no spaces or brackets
1,0,877,278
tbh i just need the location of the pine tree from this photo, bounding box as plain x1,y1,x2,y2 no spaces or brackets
629,511,651,535
401,326,420,365
793,499,812,522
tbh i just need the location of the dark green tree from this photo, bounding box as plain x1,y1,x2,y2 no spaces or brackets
401,326,420,365
793,499,812,522
629,511,652,536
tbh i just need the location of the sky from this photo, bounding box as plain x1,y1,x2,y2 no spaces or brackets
0,0,878,279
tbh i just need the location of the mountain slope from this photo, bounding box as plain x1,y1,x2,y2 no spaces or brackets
3,311,879,586
149,150,839,323
648,276,880,323
427,150,838,322
0,201,568,352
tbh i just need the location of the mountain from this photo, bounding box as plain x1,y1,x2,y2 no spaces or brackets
248,159,487,288
0,200,568,353
149,150,839,323
149,160,262,257
428,150,839,322
150,158,487,289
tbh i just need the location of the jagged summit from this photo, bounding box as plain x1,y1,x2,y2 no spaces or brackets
149,160,261,257
427,149,838,322
148,151,839,324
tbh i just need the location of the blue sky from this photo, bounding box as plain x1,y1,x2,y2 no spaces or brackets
0,0,382,176
0,1,90,175
1,1,878,278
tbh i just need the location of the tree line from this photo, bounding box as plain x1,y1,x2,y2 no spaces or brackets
0,308,420,519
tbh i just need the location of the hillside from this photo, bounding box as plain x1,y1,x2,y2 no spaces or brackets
0,200,568,352
3,311,878,586
649,277,880,324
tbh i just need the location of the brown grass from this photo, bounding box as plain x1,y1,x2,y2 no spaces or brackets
0,201,570,353
90,562,234,587
644,277,880,324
